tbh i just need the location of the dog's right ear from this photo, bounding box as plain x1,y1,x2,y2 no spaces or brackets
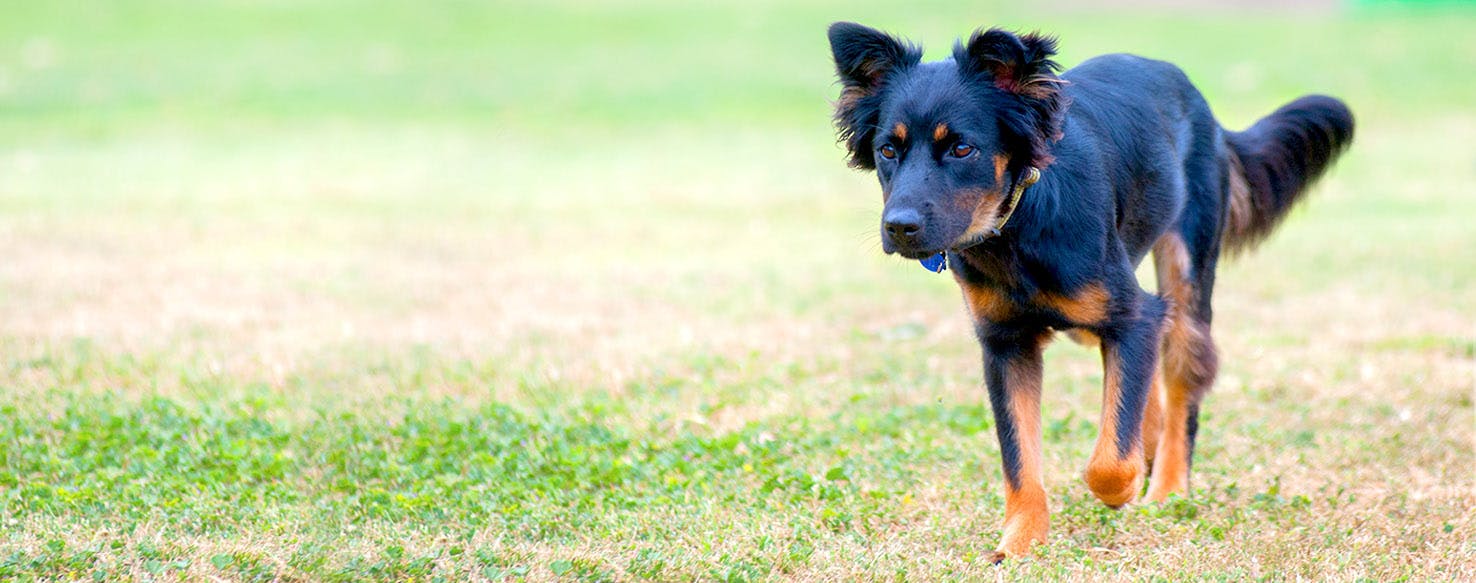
828,22,920,169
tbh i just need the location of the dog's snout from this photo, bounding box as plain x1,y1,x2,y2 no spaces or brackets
883,209,924,245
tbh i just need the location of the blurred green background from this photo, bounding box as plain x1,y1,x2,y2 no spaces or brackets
2,1,1473,132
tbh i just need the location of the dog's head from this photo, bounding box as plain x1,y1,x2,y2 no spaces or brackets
828,23,1067,258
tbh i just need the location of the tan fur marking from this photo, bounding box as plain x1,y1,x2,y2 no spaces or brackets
933,123,948,142
956,279,1013,323
1153,234,1215,392
1146,383,1191,501
1141,371,1165,470
953,191,1006,248
893,123,908,141
1222,147,1254,255
1065,329,1099,346
1085,451,1143,508
996,357,1049,559
997,479,1049,559
1154,235,1196,379
835,87,865,113
964,187,1005,228
1084,343,1145,508
1147,232,1217,501
952,155,1014,246
1018,76,1068,101
1154,234,1192,303
1037,283,1111,326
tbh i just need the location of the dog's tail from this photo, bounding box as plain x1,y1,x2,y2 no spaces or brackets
1220,95,1354,255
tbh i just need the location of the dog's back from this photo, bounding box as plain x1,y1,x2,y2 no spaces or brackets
1050,54,1217,261
1058,53,1353,262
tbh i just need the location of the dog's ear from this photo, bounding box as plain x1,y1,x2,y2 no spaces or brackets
957,28,1067,166
828,22,920,169
829,22,918,94
959,28,1063,100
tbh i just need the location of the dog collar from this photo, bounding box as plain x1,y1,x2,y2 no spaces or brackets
918,166,1040,273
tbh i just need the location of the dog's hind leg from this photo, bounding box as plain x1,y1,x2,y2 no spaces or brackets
1141,369,1164,473
1145,231,1220,501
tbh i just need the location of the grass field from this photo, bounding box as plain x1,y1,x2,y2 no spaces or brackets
2,0,1474,580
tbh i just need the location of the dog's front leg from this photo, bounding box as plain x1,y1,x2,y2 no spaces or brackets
980,327,1051,561
1084,295,1166,507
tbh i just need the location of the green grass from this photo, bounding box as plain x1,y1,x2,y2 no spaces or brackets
2,0,1474,580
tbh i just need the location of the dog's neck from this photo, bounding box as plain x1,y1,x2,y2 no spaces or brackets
919,166,1045,274
952,165,1041,252
948,165,1053,283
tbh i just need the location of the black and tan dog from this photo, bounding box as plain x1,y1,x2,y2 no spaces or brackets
827,22,1352,559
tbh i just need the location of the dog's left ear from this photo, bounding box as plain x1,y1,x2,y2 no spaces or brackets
957,29,1067,167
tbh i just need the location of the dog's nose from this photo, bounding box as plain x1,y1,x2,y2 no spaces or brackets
883,209,924,245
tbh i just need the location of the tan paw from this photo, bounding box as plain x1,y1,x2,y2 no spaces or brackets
1085,455,1144,508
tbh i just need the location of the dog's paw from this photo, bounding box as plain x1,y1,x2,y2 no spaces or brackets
1145,472,1189,502
994,508,1049,563
1085,457,1144,508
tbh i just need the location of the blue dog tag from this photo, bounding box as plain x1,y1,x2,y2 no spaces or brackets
918,252,948,273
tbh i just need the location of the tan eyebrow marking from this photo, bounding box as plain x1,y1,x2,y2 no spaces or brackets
893,123,908,141
934,123,949,141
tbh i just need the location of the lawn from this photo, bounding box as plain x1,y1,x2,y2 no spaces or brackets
1,0,1473,580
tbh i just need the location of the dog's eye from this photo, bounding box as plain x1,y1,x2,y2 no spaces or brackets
878,144,897,160
950,143,975,158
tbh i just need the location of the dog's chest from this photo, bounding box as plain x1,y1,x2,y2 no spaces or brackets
956,278,1111,329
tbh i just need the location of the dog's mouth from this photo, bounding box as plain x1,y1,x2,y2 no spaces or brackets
895,247,943,260
890,229,995,260
951,226,1000,251
884,218,994,260
880,186,1013,259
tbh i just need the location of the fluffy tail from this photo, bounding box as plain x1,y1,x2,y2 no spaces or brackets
1221,95,1354,255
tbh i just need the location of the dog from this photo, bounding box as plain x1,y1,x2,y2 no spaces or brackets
826,22,1353,560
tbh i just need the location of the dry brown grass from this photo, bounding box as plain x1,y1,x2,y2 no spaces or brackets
3,116,1472,579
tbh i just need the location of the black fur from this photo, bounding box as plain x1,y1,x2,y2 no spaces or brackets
1223,95,1355,253
952,28,1068,169
827,22,1353,541
828,23,922,169
979,326,1047,491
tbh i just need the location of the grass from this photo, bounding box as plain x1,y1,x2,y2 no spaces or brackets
2,0,1474,580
